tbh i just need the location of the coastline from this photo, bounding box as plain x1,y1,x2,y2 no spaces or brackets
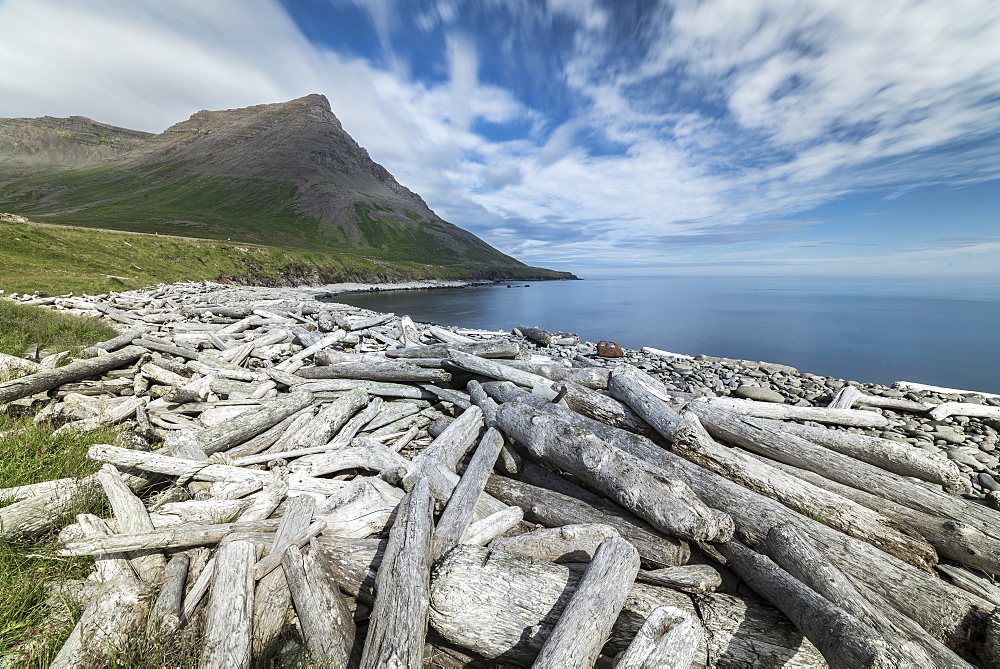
7,280,998,500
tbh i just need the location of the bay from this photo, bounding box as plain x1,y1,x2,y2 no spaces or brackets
333,276,1000,394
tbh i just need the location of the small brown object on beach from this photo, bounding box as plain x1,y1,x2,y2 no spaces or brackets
597,340,624,358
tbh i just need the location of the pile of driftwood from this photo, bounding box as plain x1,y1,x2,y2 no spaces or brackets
2,281,999,667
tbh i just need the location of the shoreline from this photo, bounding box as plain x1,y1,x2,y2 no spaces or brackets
6,280,1000,499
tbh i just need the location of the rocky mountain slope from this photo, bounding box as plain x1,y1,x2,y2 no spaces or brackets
0,95,572,279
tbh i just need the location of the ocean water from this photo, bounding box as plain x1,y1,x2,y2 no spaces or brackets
332,276,1000,393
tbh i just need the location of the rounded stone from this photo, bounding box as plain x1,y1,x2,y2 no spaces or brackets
977,473,1000,492
734,386,785,403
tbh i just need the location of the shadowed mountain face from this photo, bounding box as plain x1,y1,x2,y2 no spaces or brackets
0,95,569,277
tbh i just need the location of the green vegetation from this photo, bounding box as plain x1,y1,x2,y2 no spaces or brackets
0,219,571,296
0,301,117,363
0,309,118,663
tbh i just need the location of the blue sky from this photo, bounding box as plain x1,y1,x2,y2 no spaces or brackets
0,0,997,277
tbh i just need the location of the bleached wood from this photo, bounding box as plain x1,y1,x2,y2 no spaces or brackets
298,378,437,400
534,537,641,668
614,604,704,669
399,315,421,346
237,483,287,521
768,418,970,494
937,564,1000,608
0,344,145,405
485,474,689,568
461,506,524,546
495,402,733,543
76,513,131,583
360,478,435,669
58,519,279,555
199,389,315,454
489,523,620,563
764,524,956,667
298,360,451,383
894,380,1000,398
503,359,610,389
607,364,694,442
705,396,889,427
80,328,150,357
596,411,991,649
150,553,190,635
929,401,1000,421
750,451,1000,576
432,426,505,560
97,463,168,582
50,572,156,669
674,412,936,569
0,477,75,504
1,474,103,541
251,520,327,580
829,385,930,413
637,564,723,594
279,387,369,450
253,494,315,655
718,539,907,668
388,338,521,359
0,351,40,380
686,400,1000,549
200,540,256,669
281,540,356,667
86,444,348,496
283,442,408,476
429,544,825,666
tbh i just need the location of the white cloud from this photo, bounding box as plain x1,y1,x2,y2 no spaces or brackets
0,0,996,277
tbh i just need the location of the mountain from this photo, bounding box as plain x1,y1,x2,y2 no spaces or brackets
0,95,573,279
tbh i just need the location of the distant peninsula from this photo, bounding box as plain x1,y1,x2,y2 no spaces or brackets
0,94,576,293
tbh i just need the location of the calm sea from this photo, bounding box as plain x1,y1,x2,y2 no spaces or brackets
332,276,1000,393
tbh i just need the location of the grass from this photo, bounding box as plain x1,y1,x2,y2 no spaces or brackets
0,305,119,663
0,219,572,297
0,300,117,363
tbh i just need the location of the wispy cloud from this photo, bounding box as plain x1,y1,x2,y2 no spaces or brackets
0,0,996,276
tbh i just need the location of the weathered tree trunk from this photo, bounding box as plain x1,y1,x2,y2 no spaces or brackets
460,506,524,546
281,539,357,668
1,474,102,541
536,537,640,668
299,360,451,383
614,604,704,669
672,413,936,569
80,328,150,357
97,464,168,583
717,539,907,668
0,345,145,405
360,477,435,669
253,495,315,655
686,400,1000,547
278,387,368,450
199,389,315,454
200,539,256,669
150,553,190,636
828,385,929,413
489,523,620,563
763,418,969,494
929,402,1000,421
484,475,689,568
764,524,964,668
58,519,279,556
705,397,889,427
50,572,156,669
637,564,723,594
387,339,521,359
748,451,1000,576
495,402,733,543
432,426,505,561
428,544,825,667
502,359,610,389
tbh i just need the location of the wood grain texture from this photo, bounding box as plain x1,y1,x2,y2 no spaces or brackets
360,477,435,669
533,537,640,668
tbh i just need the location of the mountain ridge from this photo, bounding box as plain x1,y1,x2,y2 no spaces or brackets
0,94,575,280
